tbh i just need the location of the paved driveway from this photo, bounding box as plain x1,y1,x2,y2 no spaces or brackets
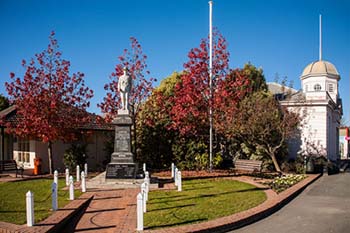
230,173,350,233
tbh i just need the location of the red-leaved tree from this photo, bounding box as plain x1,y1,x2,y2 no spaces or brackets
5,32,94,174
99,37,155,152
170,29,230,136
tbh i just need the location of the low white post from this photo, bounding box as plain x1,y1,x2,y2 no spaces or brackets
145,171,150,185
171,163,175,178
137,193,143,231
175,167,179,186
76,165,80,182
52,182,58,211
141,182,147,213
81,171,86,193
143,163,146,173
84,163,88,178
178,171,182,192
53,170,58,185
26,191,34,227
69,176,74,200
65,168,69,186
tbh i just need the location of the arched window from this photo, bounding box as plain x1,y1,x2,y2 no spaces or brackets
314,84,321,91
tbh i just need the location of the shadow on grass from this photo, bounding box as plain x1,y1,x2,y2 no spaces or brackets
184,185,214,191
145,218,208,230
149,187,268,204
148,203,196,212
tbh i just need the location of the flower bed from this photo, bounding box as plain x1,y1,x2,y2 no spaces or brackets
269,174,307,193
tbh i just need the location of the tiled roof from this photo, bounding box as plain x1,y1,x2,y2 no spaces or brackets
0,105,113,131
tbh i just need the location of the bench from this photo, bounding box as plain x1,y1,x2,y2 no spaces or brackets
0,160,24,177
233,159,262,175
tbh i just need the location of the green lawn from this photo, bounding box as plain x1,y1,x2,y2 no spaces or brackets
144,178,267,229
0,178,82,224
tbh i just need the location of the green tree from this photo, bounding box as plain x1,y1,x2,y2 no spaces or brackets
136,72,182,168
227,91,300,172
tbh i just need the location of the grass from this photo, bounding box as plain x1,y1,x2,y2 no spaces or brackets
0,178,82,224
144,178,267,229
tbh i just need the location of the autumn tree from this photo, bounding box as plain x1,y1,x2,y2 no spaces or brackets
227,91,300,172
5,32,93,174
99,37,155,153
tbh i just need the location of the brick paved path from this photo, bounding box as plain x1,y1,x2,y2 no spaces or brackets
62,188,139,233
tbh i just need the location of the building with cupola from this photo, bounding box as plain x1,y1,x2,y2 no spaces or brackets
268,16,343,161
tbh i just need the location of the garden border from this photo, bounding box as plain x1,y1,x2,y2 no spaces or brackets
144,173,321,233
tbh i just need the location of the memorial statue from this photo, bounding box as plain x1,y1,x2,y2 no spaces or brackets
118,67,132,111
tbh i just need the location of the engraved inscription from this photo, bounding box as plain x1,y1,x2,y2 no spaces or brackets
106,164,136,179
115,130,129,152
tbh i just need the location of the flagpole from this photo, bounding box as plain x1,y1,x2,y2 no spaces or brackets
319,14,322,61
209,1,213,172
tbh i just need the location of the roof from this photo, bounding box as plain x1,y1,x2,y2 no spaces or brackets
0,105,113,131
267,82,298,95
301,60,340,80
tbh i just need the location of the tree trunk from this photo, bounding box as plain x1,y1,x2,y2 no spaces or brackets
270,153,281,173
48,141,54,175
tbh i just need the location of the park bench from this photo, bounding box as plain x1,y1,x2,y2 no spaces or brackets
0,160,24,177
233,159,262,175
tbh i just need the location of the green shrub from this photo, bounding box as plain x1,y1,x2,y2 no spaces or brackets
63,143,87,171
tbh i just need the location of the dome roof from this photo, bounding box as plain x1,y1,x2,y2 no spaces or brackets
301,60,340,80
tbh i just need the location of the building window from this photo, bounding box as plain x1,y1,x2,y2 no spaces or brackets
314,84,321,91
17,138,30,163
305,85,308,92
328,84,334,92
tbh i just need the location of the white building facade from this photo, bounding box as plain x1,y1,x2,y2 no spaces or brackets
280,60,342,161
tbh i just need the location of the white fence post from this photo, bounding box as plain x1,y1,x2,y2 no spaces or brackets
69,176,74,200
84,163,88,178
145,171,150,185
178,171,182,192
175,167,178,186
52,182,58,211
76,165,80,182
143,163,146,173
137,193,143,231
26,191,34,227
53,170,58,185
171,163,174,178
141,182,147,213
65,168,69,186
81,171,86,193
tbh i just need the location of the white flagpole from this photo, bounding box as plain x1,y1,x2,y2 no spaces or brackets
209,1,213,172
319,14,322,61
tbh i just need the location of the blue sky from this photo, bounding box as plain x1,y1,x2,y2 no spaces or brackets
0,0,349,121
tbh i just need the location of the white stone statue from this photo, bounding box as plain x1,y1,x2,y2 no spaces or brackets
118,67,132,111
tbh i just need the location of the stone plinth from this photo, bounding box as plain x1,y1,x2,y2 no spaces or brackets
106,114,138,179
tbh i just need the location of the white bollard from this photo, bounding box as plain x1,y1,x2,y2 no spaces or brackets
143,182,149,201
137,193,143,231
175,167,179,186
26,191,34,226
84,163,88,178
178,171,182,192
145,171,150,186
65,168,69,186
69,176,74,200
171,163,175,178
53,170,58,185
81,171,86,193
143,163,146,173
51,182,58,211
141,182,147,213
76,165,80,182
